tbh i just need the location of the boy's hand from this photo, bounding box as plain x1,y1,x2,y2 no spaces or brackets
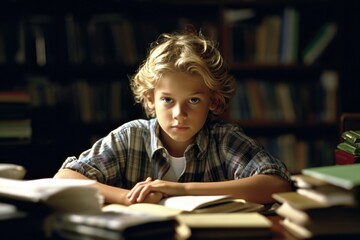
127,177,184,203
140,191,164,204
127,177,164,204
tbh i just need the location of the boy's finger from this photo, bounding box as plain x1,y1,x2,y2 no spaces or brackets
127,177,152,198
137,185,152,202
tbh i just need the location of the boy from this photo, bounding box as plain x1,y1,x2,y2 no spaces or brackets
54,31,291,205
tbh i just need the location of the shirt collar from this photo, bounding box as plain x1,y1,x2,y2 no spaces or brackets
149,118,163,156
193,122,209,153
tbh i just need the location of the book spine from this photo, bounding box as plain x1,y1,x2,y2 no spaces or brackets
280,8,299,64
342,131,360,148
337,142,360,156
302,23,338,65
335,149,358,165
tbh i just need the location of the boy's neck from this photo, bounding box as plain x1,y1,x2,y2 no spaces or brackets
159,130,192,158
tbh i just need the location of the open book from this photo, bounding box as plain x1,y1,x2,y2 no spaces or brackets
0,177,103,213
104,195,264,216
103,195,270,239
158,195,263,213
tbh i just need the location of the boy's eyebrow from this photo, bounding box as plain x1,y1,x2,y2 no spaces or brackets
189,90,208,96
160,91,206,96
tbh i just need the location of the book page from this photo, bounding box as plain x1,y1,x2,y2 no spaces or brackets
0,177,96,201
177,212,272,228
158,195,232,212
104,203,182,217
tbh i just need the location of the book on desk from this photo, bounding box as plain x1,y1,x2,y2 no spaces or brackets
104,194,264,215
0,173,274,239
0,177,103,213
336,130,360,165
49,195,272,240
273,163,360,239
99,195,272,240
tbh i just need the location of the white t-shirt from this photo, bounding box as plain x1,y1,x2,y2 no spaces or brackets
162,155,186,181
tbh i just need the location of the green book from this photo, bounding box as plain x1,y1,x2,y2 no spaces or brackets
342,130,360,148
301,163,360,190
302,23,338,65
337,142,360,156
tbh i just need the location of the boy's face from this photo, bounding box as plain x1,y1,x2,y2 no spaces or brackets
146,72,216,155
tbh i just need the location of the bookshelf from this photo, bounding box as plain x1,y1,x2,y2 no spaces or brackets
219,1,346,173
0,0,358,178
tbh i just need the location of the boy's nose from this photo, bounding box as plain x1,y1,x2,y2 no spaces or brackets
173,104,188,120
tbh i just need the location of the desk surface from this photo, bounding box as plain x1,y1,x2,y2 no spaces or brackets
1,208,358,240
267,214,360,240
0,210,296,240
267,215,298,240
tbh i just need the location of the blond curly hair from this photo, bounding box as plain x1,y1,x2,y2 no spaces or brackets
130,31,236,118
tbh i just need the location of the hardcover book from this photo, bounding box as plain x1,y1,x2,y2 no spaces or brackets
302,23,338,65
335,149,360,165
280,216,360,239
342,130,360,148
296,185,357,206
291,174,358,206
176,213,272,239
51,211,178,240
104,198,270,240
273,192,360,239
275,197,360,226
301,163,360,190
0,177,103,213
337,142,360,156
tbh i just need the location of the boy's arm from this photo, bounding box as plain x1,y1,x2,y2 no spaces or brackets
183,174,291,203
53,169,163,205
127,174,291,204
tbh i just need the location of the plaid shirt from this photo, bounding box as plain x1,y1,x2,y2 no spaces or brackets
60,118,291,189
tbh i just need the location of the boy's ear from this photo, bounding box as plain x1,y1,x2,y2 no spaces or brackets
209,97,218,111
145,92,155,110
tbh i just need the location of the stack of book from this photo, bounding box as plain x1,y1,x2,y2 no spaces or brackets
336,130,360,165
51,211,178,240
0,91,32,143
273,163,360,239
102,195,272,239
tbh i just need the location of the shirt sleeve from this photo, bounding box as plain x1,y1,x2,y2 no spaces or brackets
58,130,125,185
222,126,291,182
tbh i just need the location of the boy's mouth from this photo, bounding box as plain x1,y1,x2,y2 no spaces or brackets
172,125,189,130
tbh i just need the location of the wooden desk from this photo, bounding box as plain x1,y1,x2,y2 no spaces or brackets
267,214,360,240
267,214,299,240
2,201,358,240
0,208,295,240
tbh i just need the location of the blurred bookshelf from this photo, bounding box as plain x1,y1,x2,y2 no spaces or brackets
0,0,359,177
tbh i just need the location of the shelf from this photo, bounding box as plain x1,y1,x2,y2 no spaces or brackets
228,63,336,80
0,0,358,174
235,120,338,137
229,63,338,71
0,64,137,80
233,120,337,128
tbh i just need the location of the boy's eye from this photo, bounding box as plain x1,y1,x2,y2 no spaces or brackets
189,98,200,104
161,97,173,104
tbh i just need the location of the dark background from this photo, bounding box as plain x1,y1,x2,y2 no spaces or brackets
0,0,359,179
